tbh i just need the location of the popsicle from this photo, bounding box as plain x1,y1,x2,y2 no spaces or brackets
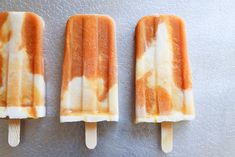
0,12,45,146
60,14,118,149
135,15,195,152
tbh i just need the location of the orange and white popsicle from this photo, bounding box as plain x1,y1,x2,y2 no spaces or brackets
0,12,45,146
60,14,118,149
135,15,195,152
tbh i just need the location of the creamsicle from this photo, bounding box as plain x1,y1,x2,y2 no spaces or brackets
135,15,195,152
0,11,45,146
60,14,118,149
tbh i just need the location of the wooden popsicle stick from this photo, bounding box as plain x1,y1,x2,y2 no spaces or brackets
85,122,97,149
8,119,21,147
161,122,173,153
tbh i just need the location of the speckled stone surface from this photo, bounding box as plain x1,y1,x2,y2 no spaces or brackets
0,0,235,156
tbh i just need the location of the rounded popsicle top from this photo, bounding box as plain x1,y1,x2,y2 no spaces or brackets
63,14,117,88
135,14,191,90
135,15,194,123
136,15,186,57
67,14,115,27
61,14,118,123
0,11,45,119
0,12,44,27
136,14,185,28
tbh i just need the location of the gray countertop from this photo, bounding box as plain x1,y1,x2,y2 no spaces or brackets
0,0,235,157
